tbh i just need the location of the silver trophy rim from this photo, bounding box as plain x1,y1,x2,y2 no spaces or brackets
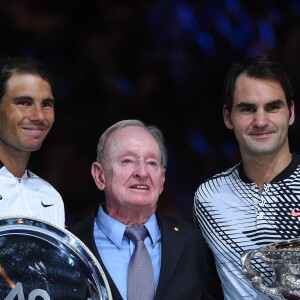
266,238,300,250
0,215,113,300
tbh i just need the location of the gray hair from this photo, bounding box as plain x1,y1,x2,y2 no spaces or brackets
96,119,167,168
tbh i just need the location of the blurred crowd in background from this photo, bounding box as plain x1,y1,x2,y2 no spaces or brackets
1,0,300,226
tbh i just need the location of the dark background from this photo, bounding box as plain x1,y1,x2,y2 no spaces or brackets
2,0,300,226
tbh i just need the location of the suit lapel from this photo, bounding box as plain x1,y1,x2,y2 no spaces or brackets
155,213,186,300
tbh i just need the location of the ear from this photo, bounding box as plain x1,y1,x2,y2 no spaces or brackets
159,169,166,194
223,104,233,129
289,101,295,126
91,162,105,191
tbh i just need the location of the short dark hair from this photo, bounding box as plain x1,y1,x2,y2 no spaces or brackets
223,55,294,111
0,56,54,103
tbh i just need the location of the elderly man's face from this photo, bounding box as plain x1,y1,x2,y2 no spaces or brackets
94,126,165,213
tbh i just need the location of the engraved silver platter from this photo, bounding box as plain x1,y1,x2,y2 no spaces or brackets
0,217,112,300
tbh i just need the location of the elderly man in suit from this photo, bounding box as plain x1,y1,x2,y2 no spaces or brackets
71,119,208,300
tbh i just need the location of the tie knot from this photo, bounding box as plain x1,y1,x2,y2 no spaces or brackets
125,226,148,242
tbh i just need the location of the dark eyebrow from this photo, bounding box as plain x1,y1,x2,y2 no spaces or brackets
236,102,255,109
43,97,55,103
265,99,285,107
13,96,55,103
236,99,285,109
13,96,33,101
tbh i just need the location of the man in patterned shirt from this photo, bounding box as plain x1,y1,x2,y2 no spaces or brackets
194,55,298,299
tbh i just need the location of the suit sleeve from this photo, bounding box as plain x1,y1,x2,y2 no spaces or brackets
201,244,224,300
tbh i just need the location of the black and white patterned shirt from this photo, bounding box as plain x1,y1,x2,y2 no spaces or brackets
193,154,300,300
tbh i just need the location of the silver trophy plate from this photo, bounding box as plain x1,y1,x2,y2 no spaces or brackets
0,217,112,300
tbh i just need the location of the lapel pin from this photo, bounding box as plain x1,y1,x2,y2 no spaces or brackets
174,227,179,232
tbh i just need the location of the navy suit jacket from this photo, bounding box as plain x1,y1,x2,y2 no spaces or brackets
70,211,206,300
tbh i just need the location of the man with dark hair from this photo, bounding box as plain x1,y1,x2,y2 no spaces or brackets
0,56,64,227
71,119,207,300
194,55,297,299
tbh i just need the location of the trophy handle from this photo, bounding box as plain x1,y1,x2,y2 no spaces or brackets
240,249,281,296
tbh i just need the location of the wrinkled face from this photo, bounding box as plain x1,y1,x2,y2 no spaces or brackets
223,74,294,158
95,126,165,211
0,73,55,154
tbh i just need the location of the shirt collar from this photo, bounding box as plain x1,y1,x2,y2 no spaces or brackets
238,152,300,183
144,213,160,247
95,204,160,248
0,160,30,178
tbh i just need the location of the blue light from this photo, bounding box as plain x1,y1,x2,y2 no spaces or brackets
116,77,133,95
190,135,211,156
196,32,215,53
